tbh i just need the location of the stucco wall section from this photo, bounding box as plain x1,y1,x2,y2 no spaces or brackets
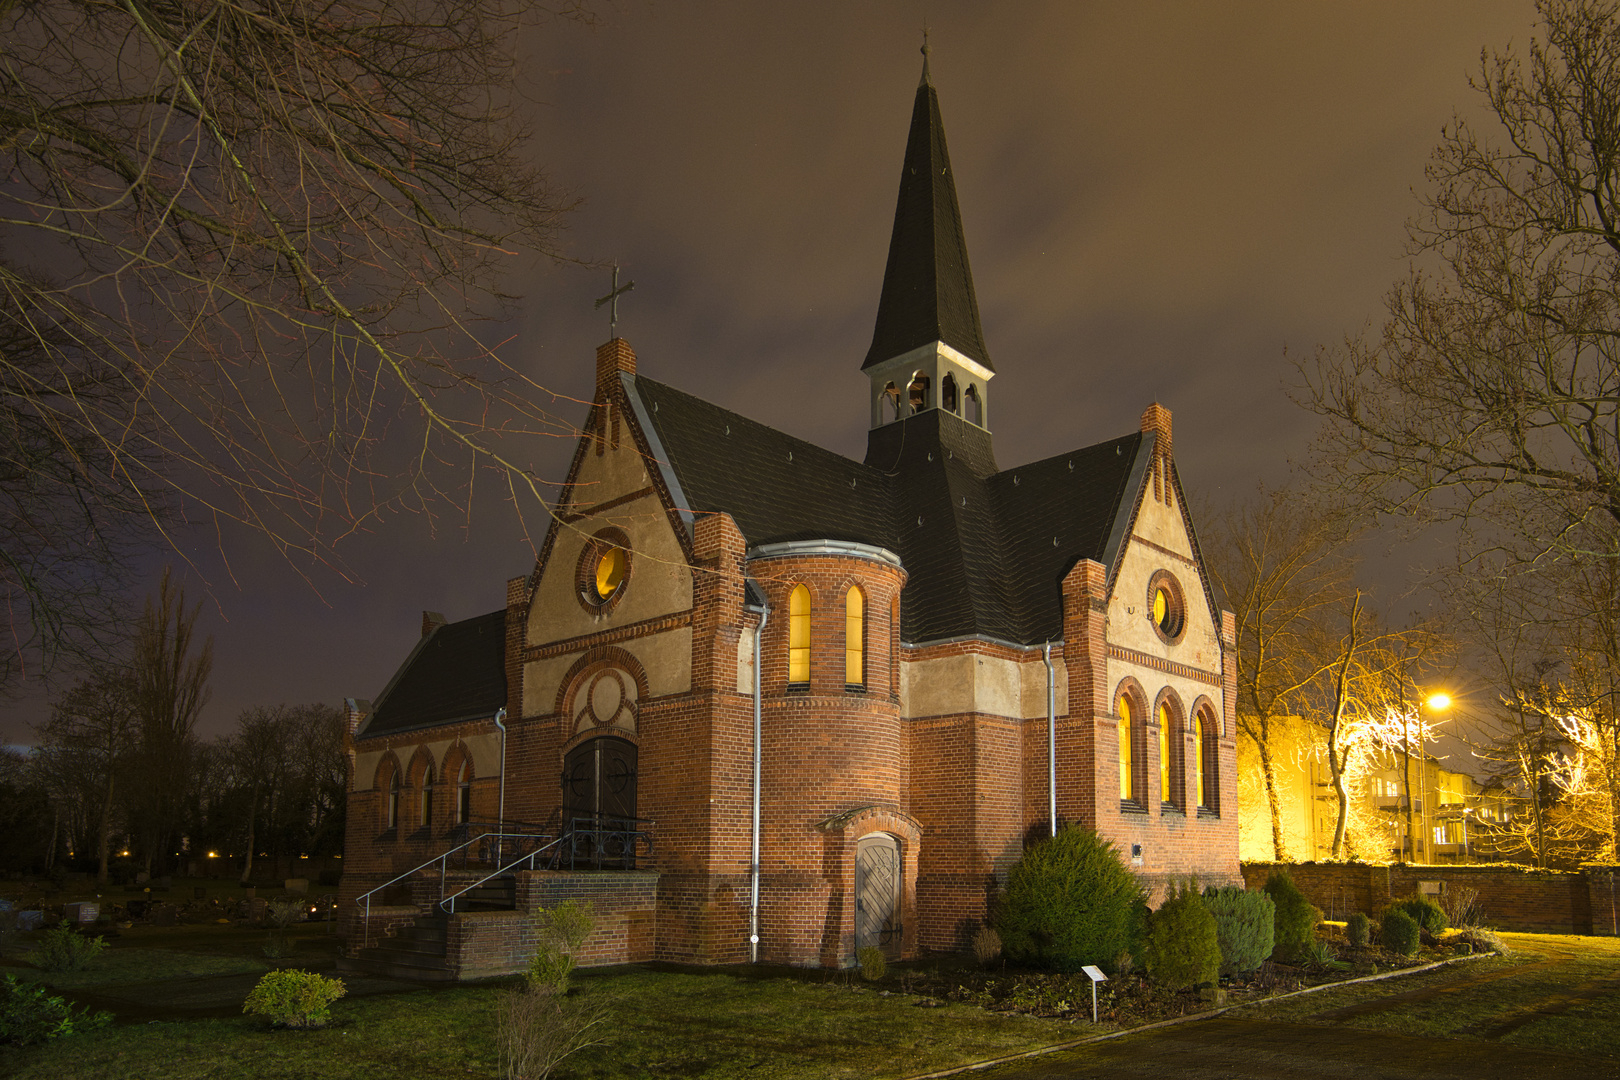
1108,481,1221,674
735,626,757,693
903,650,1061,720
522,627,695,716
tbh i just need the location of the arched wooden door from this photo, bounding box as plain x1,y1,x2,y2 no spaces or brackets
562,736,637,825
854,833,900,956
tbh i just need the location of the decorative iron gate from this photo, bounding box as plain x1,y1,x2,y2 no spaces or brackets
855,833,900,954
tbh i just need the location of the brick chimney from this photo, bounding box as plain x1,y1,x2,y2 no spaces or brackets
422,611,447,637
1139,402,1171,455
596,337,637,399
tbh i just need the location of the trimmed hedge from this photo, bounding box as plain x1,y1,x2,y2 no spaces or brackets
995,827,1147,973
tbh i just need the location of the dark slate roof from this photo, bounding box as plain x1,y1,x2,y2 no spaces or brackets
632,375,1144,646
361,610,507,738
861,69,992,372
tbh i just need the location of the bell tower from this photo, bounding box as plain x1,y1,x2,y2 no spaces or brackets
863,44,995,436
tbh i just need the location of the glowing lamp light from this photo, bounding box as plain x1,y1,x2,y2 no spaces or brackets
1426,693,1452,711
207,851,218,858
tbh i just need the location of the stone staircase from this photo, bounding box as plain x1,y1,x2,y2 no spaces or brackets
349,873,517,980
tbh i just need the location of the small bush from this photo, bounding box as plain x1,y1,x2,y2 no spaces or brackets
1381,909,1420,957
526,900,595,994
995,827,1147,973
242,969,346,1028
971,924,1002,966
1262,871,1321,963
1202,885,1274,976
1440,885,1484,928
1391,895,1448,938
1141,881,1220,990
0,975,111,1046
265,899,305,929
1451,926,1509,955
857,946,887,981
496,986,610,1080
1346,912,1371,948
27,924,106,973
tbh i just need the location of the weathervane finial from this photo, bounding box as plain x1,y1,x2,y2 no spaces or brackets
920,25,932,87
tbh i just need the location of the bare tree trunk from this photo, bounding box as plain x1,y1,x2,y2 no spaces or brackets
1255,732,1288,861
97,772,116,885
241,780,260,884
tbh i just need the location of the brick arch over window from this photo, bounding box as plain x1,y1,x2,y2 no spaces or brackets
1153,688,1187,810
442,743,475,825
552,646,652,720
1113,677,1149,805
373,752,404,831
405,746,436,831
1191,697,1221,814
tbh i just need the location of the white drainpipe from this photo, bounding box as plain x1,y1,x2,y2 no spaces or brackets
493,706,508,863
750,600,769,963
1044,642,1057,837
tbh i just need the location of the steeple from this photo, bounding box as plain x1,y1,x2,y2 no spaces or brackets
862,48,992,374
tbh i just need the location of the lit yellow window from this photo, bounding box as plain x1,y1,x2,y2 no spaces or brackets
845,587,864,685
595,547,626,598
1153,588,1168,627
1159,702,1172,803
789,585,811,684
1195,714,1207,807
1118,695,1134,801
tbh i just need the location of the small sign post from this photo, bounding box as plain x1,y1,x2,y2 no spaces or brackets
1081,964,1108,1024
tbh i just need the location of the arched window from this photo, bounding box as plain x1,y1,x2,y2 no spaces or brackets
1118,693,1135,802
845,587,865,687
386,768,400,830
788,584,811,685
419,764,434,830
457,758,473,824
1159,702,1172,805
965,384,982,425
941,373,959,414
1196,707,1220,812
907,373,930,414
881,382,901,423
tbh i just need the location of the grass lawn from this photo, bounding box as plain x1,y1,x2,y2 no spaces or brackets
1,967,1076,1080
1232,933,1620,1057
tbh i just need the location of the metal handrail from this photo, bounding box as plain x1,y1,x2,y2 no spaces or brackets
437,833,567,913
353,826,549,948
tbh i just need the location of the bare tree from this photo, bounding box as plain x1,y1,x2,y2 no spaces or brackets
0,1,591,683
34,665,139,883
128,567,212,874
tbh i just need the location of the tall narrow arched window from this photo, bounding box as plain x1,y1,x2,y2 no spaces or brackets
1118,694,1134,801
788,584,811,685
845,587,865,686
386,769,400,830
419,764,434,829
1159,702,1172,804
882,382,900,423
965,384,982,426
941,373,959,414
457,759,473,824
907,373,931,414
1195,712,1208,809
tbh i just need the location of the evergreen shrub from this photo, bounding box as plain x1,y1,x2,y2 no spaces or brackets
0,975,110,1046
995,827,1146,973
27,925,106,973
1381,909,1420,956
1201,885,1274,975
1346,912,1371,948
1142,881,1221,990
242,969,346,1028
1262,870,1321,963
1391,895,1447,938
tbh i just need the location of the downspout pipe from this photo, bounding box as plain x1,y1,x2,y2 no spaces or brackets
1044,643,1057,837
493,707,508,863
750,599,769,963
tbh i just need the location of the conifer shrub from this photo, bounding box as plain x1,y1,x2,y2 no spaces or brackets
1262,870,1322,963
1141,881,1221,990
1201,885,1275,975
1381,908,1420,957
242,969,347,1028
1346,911,1371,948
0,975,110,1046
1391,895,1447,938
27,924,106,973
995,827,1147,973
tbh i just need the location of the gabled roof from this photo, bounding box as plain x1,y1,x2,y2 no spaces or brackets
862,62,992,373
359,610,507,739
631,375,1144,646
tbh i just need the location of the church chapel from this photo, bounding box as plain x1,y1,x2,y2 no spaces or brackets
339,57,1241,978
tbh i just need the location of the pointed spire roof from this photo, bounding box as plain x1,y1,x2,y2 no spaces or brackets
862,51,993,372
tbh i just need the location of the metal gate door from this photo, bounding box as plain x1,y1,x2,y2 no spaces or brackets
854,833,899,954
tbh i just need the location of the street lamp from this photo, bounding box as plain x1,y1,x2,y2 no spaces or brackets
1405,691,1452,862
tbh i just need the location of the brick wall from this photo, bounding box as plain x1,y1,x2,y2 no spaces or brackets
1242,861,1620,935
446,870,659,979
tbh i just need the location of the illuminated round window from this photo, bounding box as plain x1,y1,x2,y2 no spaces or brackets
1147,570,1186,643
576,528,632,613
595,547,626,599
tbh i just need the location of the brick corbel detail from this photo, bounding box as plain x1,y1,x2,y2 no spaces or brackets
1060,558,1109,828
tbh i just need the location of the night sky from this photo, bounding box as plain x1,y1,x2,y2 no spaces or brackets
7,1,1539,742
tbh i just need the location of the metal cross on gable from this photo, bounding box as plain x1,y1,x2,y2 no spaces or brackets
594,264,635,338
